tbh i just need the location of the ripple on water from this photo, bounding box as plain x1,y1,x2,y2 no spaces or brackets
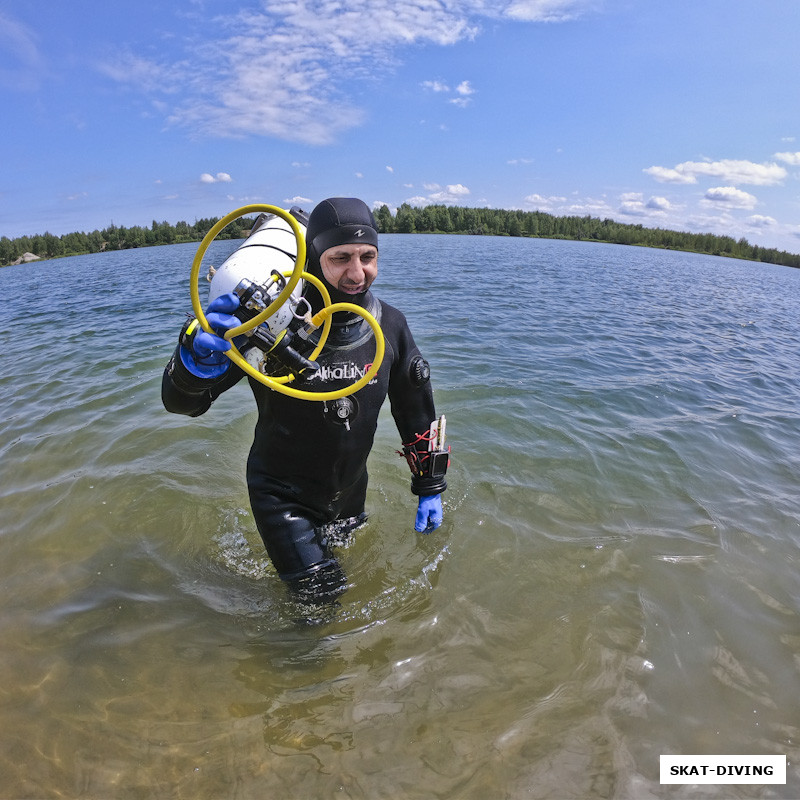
3,240,800,797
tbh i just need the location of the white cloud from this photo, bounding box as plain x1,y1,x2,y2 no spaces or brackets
386,165,394,173
643,166,697,184
683,211,738,236
619,201,648,216
423,77,476,107
285,195,311,205
516,185,800,248
524,193,567,209
454,81,475,107
702,186,757,209
428,188,469,203
96,50,176,95
421,80,450,92
563,198,615,216
98,1,592,143
619,193,672,217
774,151,800,166
505,0,593,22
646,196,672,211
687,159,784,185
746,214,777,228
0,12,43,90
407,183,472,205
645,159,785,186
200,172,233,183
525,192,617,218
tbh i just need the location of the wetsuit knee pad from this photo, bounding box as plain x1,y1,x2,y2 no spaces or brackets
248,494,348,603
250,501,327,573
283,560,348,606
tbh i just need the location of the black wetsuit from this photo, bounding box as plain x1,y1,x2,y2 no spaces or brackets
162,290,439,602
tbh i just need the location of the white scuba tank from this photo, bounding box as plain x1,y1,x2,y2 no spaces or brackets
207,210,307,338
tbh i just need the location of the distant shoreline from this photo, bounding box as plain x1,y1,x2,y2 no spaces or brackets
3,204,799,269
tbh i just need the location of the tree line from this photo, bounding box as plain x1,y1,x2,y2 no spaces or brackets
3,204,800,269
375,204,800,268
0,216,252,267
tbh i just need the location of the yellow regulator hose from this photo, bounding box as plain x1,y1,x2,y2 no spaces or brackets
189,204,385,401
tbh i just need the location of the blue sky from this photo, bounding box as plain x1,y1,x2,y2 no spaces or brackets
3,0,800,252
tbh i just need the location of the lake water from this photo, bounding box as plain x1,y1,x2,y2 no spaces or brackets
1,234,799,799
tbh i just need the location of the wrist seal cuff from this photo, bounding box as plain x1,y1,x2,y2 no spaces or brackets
166,344,219,395
399,418,450,496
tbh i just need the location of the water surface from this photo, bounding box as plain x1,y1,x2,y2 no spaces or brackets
1,235,799,798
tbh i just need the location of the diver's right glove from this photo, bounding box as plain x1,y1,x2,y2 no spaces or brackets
179,292,241,379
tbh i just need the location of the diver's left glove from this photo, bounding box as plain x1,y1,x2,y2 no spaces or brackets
415,494,443,534
179,292,241,379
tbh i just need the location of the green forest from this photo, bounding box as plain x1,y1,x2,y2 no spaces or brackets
3,203,800,269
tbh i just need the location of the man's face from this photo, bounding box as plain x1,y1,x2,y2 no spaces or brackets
319,243,378,296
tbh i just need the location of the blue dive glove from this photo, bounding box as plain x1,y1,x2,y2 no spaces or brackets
179,292,241,379
415,494,443,533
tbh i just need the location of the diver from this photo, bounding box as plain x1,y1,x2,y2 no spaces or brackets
161,197,448,606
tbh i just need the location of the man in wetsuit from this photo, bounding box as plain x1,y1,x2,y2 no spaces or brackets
162,197,448,604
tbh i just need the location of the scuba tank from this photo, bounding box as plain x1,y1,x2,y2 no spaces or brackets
206,207,318,378
189,203,385,401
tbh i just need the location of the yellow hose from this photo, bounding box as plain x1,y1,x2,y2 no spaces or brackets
224,300,385,401
227,270,332,387
190,204,305,338
189,204,385,401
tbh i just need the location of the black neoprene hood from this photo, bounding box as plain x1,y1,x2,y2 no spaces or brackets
306,197,379,257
